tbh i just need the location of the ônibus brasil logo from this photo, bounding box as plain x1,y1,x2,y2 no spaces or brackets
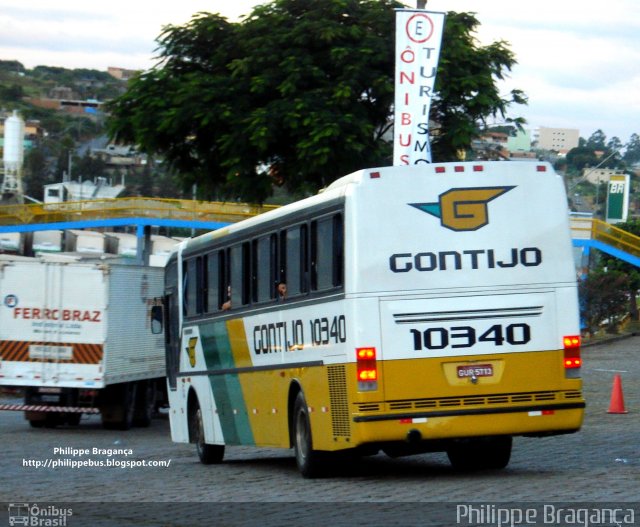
410,186,515,232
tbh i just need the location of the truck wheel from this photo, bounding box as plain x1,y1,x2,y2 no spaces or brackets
102,383,136,430
132,380,156,427
44,413,63,428
193,406,224,465
118,383,136,430
66,413,82,426
447,436,512,471
293,391,324,478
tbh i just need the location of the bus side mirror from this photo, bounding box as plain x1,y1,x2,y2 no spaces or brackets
151,305,163,334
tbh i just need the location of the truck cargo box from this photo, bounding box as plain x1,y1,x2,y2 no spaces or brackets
0,256,165,389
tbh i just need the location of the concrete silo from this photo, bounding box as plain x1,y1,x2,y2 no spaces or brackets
1,110,25,203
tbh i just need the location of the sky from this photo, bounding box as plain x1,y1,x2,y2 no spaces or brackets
1,0,639,144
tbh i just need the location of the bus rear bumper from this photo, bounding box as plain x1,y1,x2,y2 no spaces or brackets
350,403,585,446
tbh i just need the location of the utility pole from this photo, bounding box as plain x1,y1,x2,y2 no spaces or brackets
417,0,427,8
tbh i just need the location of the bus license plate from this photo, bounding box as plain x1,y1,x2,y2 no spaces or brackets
457,364,493,378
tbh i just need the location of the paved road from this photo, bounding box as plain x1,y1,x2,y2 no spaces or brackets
1,337,638,526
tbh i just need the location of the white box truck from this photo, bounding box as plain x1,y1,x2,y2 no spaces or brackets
64,229,107,254
0,255,166,429
31,230,63,255
104,232,138,258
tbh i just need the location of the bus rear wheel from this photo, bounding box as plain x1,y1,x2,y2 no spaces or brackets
446,436,512,471
293,392,325,478
193,406,224,465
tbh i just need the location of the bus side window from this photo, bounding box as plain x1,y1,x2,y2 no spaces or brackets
182,262,188,316
311,213,343,291
270,233,278,299
230,244,249,308
279,230,287,294
301,223,309,294
196,255,205,314
186,258,198,316
311,217,331,290
284,225,307,297
242,241,251,305
221,249,230,310
253,236,273,303
207,251,221,313
333,213,344,287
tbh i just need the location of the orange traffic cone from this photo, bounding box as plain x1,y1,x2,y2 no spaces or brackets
607,374,628,414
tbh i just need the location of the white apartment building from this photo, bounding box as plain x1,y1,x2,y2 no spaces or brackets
536,127,580,153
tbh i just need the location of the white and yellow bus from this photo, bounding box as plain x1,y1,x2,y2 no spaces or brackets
161,161,584,477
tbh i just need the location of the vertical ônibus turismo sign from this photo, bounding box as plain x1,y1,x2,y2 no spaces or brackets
393,9,445,165
605,174,630,224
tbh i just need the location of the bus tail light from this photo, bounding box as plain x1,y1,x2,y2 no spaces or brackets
563,335,581,376
357,347,378,391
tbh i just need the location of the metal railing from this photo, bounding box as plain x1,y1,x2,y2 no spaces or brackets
2,200,640,261
570,216,640,258
0,197,280,227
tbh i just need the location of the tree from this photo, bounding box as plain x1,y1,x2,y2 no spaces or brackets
607,136,623,153
23,149,51,201
0,84,24,102
138,162,155,196
598,219,640,321
586,129,607,150
579,268,629,335
566,129,624,175
74,152,108,181
623,133,640,165
566,146,599,173
107,0,526,202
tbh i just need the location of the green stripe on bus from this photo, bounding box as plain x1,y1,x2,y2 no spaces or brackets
199,321,255,446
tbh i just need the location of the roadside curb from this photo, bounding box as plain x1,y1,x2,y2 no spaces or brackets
582,332,638,348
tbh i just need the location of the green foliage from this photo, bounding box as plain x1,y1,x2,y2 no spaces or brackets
0,83,24,101
138,163,155,196
23,149,52,201
107,1,527,202
566,146,600,172
0,61,126,111
579,268,630,335
597,219,640,320
0,60,26,73
565,129,628,176
623,133,640,165
586,129,607,150
74,151,108,180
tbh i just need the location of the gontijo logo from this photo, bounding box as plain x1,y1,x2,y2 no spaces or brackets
410,186,515,231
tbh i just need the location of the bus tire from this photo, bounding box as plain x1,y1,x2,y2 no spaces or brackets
193,406,224,465
293,392,324,478
446,436,512,471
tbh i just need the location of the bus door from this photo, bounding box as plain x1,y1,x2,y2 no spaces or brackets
164,288,180,391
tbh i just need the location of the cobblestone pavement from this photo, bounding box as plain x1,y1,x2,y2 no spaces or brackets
1,337,638,526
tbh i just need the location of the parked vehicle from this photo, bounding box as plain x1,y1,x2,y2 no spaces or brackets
0,255,166,429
